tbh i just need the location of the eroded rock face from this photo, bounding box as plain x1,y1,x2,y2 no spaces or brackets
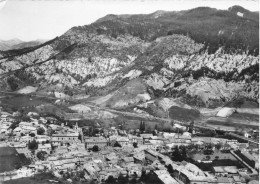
0,7,258,110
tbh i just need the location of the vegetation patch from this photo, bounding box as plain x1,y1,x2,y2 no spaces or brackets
169,106,200,121
0,147,30,172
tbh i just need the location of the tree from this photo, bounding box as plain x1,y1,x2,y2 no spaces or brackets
47,128,54,136
78,134,82,142
107,175,115,183
37,127,45,135
28,140,38,151
92,128,99,136
189,121,194,134
9,121,20,130
37,151,47,161
118,173,127,183
7,77,18,91
140,121,145,133
113,141,121,148
206,155,211,160
152,129,157,136
79,171,85,179
64,85,73,96
92,145,99,152
146,126,152,133
133,142,138,148
215,143,222,150
21,116,31,122
29,133,35,137
181,146,187,160
172,146,182,161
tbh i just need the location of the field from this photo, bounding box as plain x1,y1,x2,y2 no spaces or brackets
3,173,59,184
191,150,237,161
0,147,30,172
206,116,259,131
169,106,200,121
190,150,245,171
0,94,52,110
0,94,74,117
230,112,259,122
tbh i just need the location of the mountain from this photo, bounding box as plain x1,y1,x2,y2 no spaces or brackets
0,38,23,50
0,6,258,124
0,39,47,51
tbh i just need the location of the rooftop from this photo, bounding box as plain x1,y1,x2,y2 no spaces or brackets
154,170,179,184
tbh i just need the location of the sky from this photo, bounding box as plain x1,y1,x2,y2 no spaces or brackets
0,0,258,41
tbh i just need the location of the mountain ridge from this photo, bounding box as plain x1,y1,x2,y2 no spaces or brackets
0,38,47,51
0,6,258,115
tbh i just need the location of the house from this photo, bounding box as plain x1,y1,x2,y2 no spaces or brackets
20,135,34,143
13,127,22,135
48,124,62,131
27,112,39,117
216,177,234,184
116,137,129,147
51,133,80,146
20,126,37,135
133,151,145,164
0,124,11,134
154,170,179,184
222,143,231,151
35,135,50,143
9,142,27,148
212,166,238,177
168,162,217,184
243,132,251,138
105,152,118,164
85,137,108,149
123,157,134,164
125,163,142,179
144,149,159,162
0,114,12,122
38,143,52,154
140,133,153,141
129,135,144,145
83,161,100,178
238,151,258,169
238,143,248,152
136,137,144,145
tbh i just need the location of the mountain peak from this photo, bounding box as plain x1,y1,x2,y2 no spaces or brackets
228,5,250,13
95,14,119,23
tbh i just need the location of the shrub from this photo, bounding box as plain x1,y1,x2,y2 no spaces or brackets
37,127,45,135
28,140,38,150
92,145,99,152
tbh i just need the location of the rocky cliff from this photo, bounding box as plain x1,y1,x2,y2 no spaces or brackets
0,6,258,112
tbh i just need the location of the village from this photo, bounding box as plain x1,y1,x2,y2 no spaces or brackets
0,110,259,184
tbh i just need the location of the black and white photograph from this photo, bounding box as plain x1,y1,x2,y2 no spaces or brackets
0,0,259,183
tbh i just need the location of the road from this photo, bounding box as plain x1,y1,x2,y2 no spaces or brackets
228,133,259,145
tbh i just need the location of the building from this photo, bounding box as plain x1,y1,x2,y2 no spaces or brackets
154,170,179,184
140,134,153,142
38,143,52,154
116,137,130,147
236,151,258,169
168,162,217,184
212,166,238,177
20,135,34,143
85,137,108,149
51,133,80,146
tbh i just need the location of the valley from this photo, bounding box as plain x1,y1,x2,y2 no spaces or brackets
0,4,259,184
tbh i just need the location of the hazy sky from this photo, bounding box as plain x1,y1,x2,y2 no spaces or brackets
0,0,258,41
